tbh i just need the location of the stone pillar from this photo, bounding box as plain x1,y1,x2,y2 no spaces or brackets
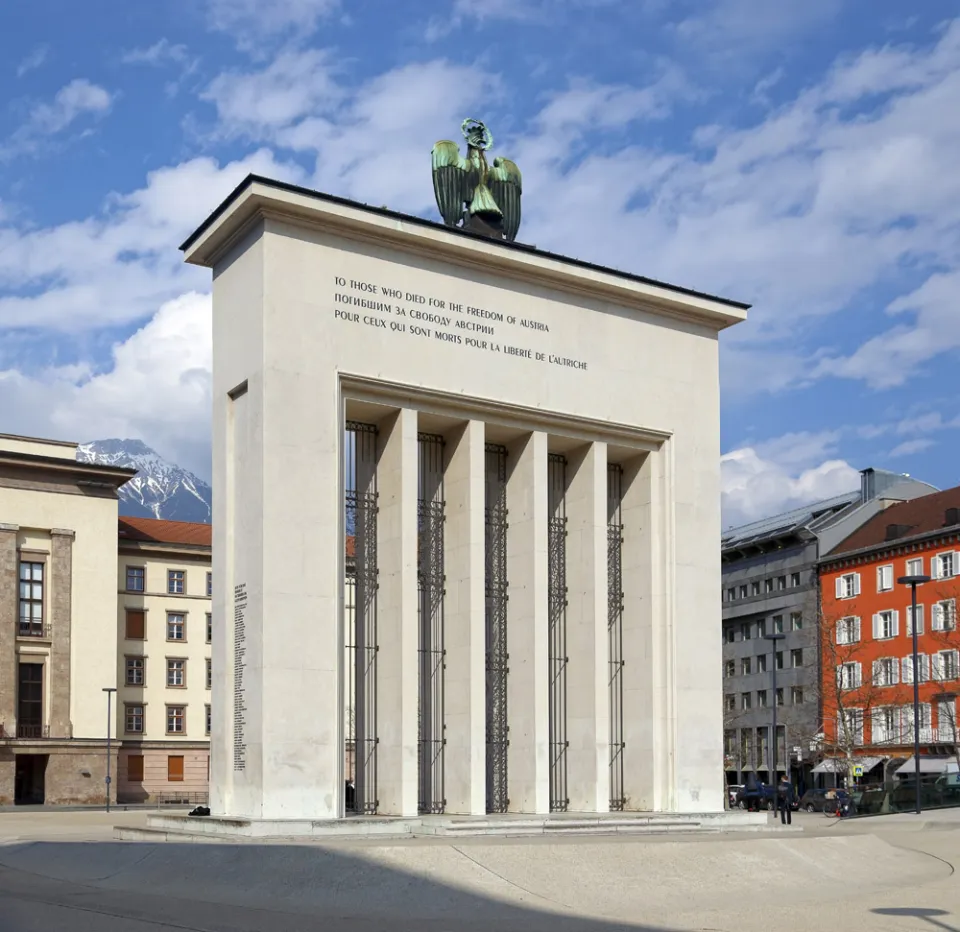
621,447,674,811
376,407,419,817
0,525,16,737
49,529,75,738
505,431,550,813
564,442,610,813
443,420,486,815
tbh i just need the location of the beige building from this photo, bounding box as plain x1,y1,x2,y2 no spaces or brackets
0,433,135,805
115,517,212,804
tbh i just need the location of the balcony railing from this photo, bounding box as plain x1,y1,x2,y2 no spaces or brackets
18,622,51,639
16,724,49,739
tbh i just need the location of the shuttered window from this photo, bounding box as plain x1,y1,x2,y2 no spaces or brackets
127,755,144,782
167,755,184,782
125,610,145,640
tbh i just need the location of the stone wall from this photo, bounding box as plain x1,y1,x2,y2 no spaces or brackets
43,745,116,806
0,752,14,806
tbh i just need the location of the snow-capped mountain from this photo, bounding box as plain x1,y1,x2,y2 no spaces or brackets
77,439,211,523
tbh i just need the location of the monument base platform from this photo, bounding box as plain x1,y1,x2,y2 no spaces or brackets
115,810,775,843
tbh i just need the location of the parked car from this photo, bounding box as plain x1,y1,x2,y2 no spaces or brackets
735,783,798,811
727,784,744,808
798,788,851,813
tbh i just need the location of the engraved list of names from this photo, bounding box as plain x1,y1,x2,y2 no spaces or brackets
233,582,248,771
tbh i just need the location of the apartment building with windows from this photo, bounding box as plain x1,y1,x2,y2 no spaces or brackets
819,485,960,784
0,434,135,805
115,517,212,803
721,468,937,792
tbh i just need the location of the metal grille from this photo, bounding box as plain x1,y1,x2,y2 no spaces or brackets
485,443,509,813
418,432,446,814
607,464,626,810
547,453,569,812
345,421,379,814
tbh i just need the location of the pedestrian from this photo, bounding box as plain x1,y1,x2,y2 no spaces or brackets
778,775,794,825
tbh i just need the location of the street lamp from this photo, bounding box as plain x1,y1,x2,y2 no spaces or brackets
102,687,117,813
898,573,931,815
763,632,786,786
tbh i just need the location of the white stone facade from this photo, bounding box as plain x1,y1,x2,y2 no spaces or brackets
184,177,747,822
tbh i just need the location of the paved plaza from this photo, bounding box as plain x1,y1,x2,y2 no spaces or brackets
0,809,958,930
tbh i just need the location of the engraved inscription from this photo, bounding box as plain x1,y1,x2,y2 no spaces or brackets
233,582,247,772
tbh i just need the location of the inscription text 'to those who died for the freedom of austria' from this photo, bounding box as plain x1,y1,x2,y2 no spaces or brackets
332,276,588,371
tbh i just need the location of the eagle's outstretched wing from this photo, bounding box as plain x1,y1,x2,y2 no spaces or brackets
432,140,469,227
489,157,522,242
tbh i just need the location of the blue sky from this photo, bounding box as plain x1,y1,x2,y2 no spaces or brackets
1,0,959,525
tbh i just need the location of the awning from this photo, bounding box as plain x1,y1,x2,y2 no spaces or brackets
894,756,959,776
812,756,884,775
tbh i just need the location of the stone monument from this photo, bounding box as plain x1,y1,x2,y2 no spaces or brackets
180,132,748,827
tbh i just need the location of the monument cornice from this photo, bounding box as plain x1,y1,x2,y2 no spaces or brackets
182,174,749,333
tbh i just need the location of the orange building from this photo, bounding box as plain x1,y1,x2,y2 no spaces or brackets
819,486,960,784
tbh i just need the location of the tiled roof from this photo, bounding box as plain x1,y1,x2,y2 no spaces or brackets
826,485,960,557
118,517,211,547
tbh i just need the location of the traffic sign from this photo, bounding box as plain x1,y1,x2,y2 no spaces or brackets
852,764,863,777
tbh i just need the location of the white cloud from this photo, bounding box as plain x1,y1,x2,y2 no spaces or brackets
206,0,338,46
121,38,190,66
2,79,113,159
0,148,304,330
16,46,49,78
889,438,936,458
721,445,861,527
0,293,212,478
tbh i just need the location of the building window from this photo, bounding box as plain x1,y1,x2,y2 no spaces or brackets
757,619,767,638
872,706,900,744
739,585,748,598
790,648,803,668
790,612,802,631
933,552,957,580
790,572,801,587
838,662,862,690
775,651,784,670
205,704,211,735
841,708,864,745
741,657,752,676
166,706,186,735
740,622,751,641
791,687,804,705
934,650,960,682
167,613,185,641
741,693,751,710
874,610,899,640
167,754,185,780
126,566,145,592
837,616,860,645
836,573,860,599
773,615,784,634
206,613,212,644
872,657,899,687
127,754,144,782
764,579,773,593
167,570,185,594
727,588,736,601
757,654,767,673
906,604,924,636
938,699,957,743
724,693,736,711
777,576,786,590
724,660,735,678
906,557,923,576
751,581,761,596
902,653,930,684
206,658,212,689
877,564,894,592
125,704,144,734
125,657,144,686
757,690,768,708
933,600,957,632
166,659,186,687
775,687,784,706
18,561,44,637
206,572,212,597
125,610,146,640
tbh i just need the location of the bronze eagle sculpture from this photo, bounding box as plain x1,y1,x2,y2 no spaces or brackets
431,119,522,242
